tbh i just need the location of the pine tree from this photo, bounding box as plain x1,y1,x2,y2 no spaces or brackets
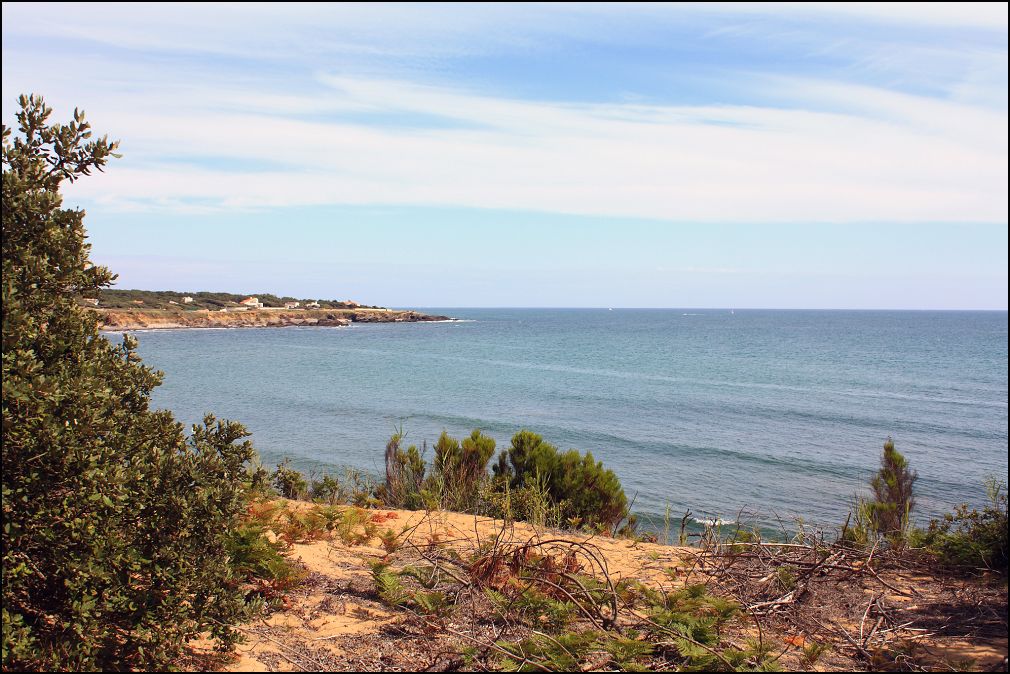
868,437,918,540
3,94,256,670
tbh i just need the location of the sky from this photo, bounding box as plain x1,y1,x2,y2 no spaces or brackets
2,2,1007,309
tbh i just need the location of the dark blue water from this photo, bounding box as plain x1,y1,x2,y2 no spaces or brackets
119,309,1008,532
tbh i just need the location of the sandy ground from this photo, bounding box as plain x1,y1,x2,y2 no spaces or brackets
186,505,1008,672
187,506,688,671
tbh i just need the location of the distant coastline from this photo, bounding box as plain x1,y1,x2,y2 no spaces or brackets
88,288,451,330
94,307,451,331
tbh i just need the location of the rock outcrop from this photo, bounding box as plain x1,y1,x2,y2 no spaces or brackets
95,308,451,331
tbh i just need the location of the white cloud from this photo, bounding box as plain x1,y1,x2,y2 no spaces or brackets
42,73,1004,224
3,3,1005,64
676,2,1005,30
3,3,1006,224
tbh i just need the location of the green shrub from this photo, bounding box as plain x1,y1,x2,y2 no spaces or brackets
2,95,259,670
307,470,378,507
335,507,373,546
371,562,410,606
245,459,273,497
226,521,305,600
511,470,559,527
801,641,831,668
841,494,877,547
378,528,402,553
493,582,762,672
867,437,917,541
493,430,630,531
912,477,1008,575
371,562,450,617
428,430,496,511
380,427,631,532
842,438,917,546
551,449,629,531
379,431,426,509
275,505,342,545
309,473,342,504
271,458,308,500
340,466,377,507
497,631,600,672
492,429,553,488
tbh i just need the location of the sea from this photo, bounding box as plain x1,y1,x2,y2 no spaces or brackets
115,309,1008,535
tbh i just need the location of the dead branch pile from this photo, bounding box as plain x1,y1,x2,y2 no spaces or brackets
685,527,1008,671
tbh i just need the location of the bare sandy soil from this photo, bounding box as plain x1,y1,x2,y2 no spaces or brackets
185,506,688,671
184,504,1007,672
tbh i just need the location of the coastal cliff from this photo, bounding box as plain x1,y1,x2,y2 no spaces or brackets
95,307,450,331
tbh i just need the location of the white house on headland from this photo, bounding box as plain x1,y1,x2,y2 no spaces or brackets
239,296,263,309
181,296,193,304
305,301,320,308
284,301,300,309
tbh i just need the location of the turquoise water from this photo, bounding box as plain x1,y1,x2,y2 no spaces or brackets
122,309,1008,532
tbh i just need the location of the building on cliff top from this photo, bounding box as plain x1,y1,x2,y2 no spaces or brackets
239,296,263,309
284,301,300,309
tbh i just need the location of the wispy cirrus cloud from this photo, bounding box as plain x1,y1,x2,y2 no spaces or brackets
28,71,999,224
2,3,1006,224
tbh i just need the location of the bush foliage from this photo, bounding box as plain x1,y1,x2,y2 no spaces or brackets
492,430,630,530
868,437,917,540
378,431,426,510
2,95,260,670
843,438,917,546
380,427,632,532
912,477,1008,575
271,458,309,500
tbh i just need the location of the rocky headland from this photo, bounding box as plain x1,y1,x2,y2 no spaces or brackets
95,308,452,331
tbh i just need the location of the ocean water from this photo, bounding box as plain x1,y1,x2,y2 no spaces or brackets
119,309,1008,533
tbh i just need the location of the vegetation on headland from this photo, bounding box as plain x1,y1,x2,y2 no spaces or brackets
95,289,385,311
3,95,1006,672
94,306,447,331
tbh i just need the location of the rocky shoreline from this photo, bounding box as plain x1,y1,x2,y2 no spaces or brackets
94,308,452,331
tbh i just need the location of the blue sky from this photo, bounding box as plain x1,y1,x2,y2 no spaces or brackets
2,3,1007,308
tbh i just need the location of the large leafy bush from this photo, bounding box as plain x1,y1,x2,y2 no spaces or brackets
382,427,631,532
493,430,629,530
2,95,256,670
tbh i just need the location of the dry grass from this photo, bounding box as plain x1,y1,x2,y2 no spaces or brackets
182,501,1008,672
